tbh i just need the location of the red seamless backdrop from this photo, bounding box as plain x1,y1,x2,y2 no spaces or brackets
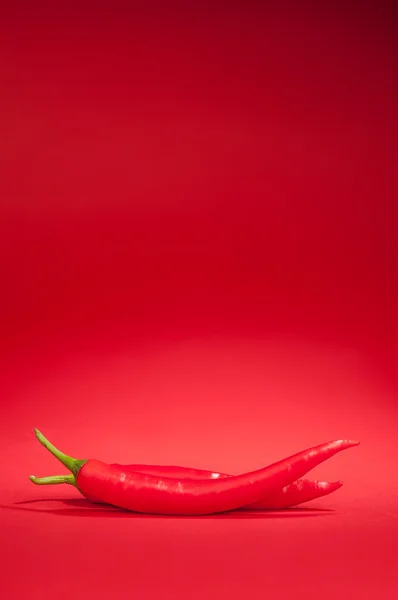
0,2,397,599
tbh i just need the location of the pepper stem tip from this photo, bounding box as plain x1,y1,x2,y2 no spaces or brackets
33,428,86,477
30,474,76,486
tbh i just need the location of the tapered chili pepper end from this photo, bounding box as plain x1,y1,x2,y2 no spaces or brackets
337,439,360,447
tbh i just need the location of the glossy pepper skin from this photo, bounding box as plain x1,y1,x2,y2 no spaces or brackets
247,478,343,510
31,465,343,509
30,430,359,516
92,465,344,509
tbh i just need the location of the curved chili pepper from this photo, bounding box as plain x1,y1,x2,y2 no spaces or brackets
31,470,343,510
110,465,344,509
111,467,344,509
30,429,359,515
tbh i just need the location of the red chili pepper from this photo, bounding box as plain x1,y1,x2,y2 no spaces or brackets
108,466,344,508
114,466,344,509
119,463,343,510
31,466,343,509
30,429,359,515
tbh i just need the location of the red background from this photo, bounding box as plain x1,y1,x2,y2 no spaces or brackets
1,2,397,598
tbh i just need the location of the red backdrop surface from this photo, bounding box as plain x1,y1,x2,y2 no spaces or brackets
1,3,397,599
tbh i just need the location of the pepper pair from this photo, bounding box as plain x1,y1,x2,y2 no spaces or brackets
30,429,359,515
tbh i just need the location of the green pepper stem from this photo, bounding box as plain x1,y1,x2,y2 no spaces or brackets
34,428,86,477
30,474,77,487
